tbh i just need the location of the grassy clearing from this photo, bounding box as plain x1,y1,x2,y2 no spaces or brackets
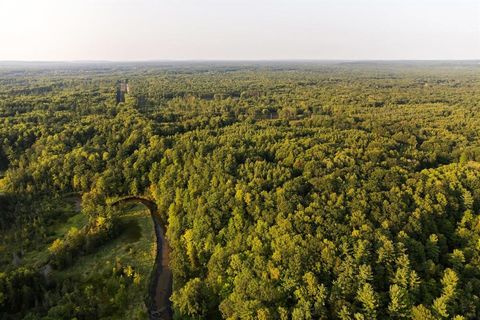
20,199,88,268
2,197,156,318
62,205,155,276
51,211,88,238
57,204,156,317
0,197,83,270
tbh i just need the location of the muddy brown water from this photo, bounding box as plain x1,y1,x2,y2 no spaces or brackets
111,197,173,320
73,195,172,319
149,212,173,320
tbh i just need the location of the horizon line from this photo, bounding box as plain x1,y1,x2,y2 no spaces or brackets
0,58,479,64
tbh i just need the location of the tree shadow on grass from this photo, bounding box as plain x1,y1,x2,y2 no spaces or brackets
120,219,142,243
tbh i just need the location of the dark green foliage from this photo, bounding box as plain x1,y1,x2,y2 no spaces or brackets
47,212,120,269
0,268,47,314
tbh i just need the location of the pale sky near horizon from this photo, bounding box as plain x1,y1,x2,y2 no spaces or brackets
0,0,479,61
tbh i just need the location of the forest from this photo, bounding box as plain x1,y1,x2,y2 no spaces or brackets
0,61,480,319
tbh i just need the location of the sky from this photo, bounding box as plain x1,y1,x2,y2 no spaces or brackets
0,0,479,61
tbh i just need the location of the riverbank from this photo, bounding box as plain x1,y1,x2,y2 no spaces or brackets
148,211,173,320
110,197,173,319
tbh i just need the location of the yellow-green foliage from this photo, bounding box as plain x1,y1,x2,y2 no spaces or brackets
1,62,480,319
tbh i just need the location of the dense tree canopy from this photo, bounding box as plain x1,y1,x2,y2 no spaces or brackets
1,61,479,319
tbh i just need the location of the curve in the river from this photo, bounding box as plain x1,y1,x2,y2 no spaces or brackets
111,196,172,320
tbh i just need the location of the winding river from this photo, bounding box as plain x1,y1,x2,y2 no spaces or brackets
70,195,172,319
111,197,173,320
